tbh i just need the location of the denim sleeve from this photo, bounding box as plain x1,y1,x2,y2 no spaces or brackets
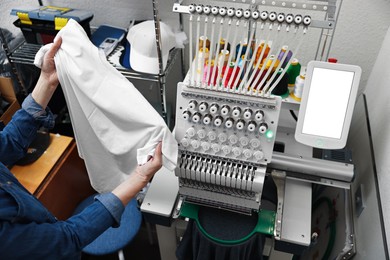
0,109,39,165
0,94,55,165
21,94,55,129
95,193,125,225
0,196,121,259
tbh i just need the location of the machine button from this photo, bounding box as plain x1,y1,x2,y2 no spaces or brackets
181,138,190,148
222,145,231,155
235,8,243,18
218,133,228,143
255,110,264,121
209,103,219,114
259,123,268,134
243,108,253,119
212,143,221,153
214,116,223,127
219,6,228,16
232,106,241,118
186,127,196,137
198,102,209,112
232,147,242,157
201,142,211,151
192,112,202,123
220,105,230,116
188,100,198,110
182,110,191,121
227,8,235,17
260,11,268,21
208,131,217,141
191,140,200,149
203,114,212,125
243,9,251,19
197,129,206,139
225,118,234,128
253,151,264,160
229,135,238,145
286,14,294,24
195,5,203,14
240,137,249,146
236,119,245,130
243,149,253,159
250,139,260,148
203,5,211,14
247,121,257,132
188,4,195,13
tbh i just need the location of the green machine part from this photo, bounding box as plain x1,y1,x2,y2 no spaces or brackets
180,202,276,245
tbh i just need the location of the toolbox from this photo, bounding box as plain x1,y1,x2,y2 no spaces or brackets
10,6,94,44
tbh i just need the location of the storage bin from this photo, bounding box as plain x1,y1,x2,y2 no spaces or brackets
11,6,93,44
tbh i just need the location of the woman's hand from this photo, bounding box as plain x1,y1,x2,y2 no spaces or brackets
112,142,163,206
133,142,163,185
32,37,62,109
40,37,62,88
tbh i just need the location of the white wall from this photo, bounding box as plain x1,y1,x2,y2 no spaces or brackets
364,26,390,253
329,0,390,92
0,0,180,36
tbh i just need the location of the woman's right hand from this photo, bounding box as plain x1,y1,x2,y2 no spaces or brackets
112,142,163,206
132,142,163,186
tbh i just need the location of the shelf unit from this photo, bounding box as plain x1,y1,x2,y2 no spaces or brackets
1,0,184,125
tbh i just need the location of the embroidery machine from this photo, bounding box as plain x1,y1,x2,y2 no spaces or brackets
141,0,361,258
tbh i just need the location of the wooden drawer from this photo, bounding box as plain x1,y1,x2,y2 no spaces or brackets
11,134,96,220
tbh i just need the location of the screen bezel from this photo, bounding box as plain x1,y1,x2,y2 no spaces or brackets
295,61,361,149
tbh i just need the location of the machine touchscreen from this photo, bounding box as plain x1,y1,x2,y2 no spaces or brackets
295,61,361,149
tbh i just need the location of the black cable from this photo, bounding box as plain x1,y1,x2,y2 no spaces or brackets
290,110,298,121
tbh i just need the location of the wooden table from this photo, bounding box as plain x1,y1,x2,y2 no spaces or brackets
11,134,96,220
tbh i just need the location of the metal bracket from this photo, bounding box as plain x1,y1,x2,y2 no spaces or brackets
172,196,184,219
272,169,286,240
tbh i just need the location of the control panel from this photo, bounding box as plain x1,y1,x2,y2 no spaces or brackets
174,83,282,213
175,83,282,164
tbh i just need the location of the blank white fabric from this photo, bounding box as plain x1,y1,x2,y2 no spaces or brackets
35,19,178,193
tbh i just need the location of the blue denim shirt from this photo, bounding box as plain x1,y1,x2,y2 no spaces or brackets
0,95,125,259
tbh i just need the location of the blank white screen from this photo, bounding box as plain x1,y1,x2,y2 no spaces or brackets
302,68,355,139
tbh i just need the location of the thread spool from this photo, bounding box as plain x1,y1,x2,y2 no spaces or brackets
238,54,246,68
199,36,210,51
250,61,272,91
217,49,230,79
235,40,251,61
290,73,305,101
223,62,240,89
255,43,270,65
265,55,276,72
271,68,289,98
196,48,210,82
282,50,293,68
286,58,301,87
217,50,230,68
203,59,218,86
276,46,288,68
219,38,231,52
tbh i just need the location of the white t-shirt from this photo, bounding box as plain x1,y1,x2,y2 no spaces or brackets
35,19,178,193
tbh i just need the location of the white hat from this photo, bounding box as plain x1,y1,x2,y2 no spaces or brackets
127,20,176,74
